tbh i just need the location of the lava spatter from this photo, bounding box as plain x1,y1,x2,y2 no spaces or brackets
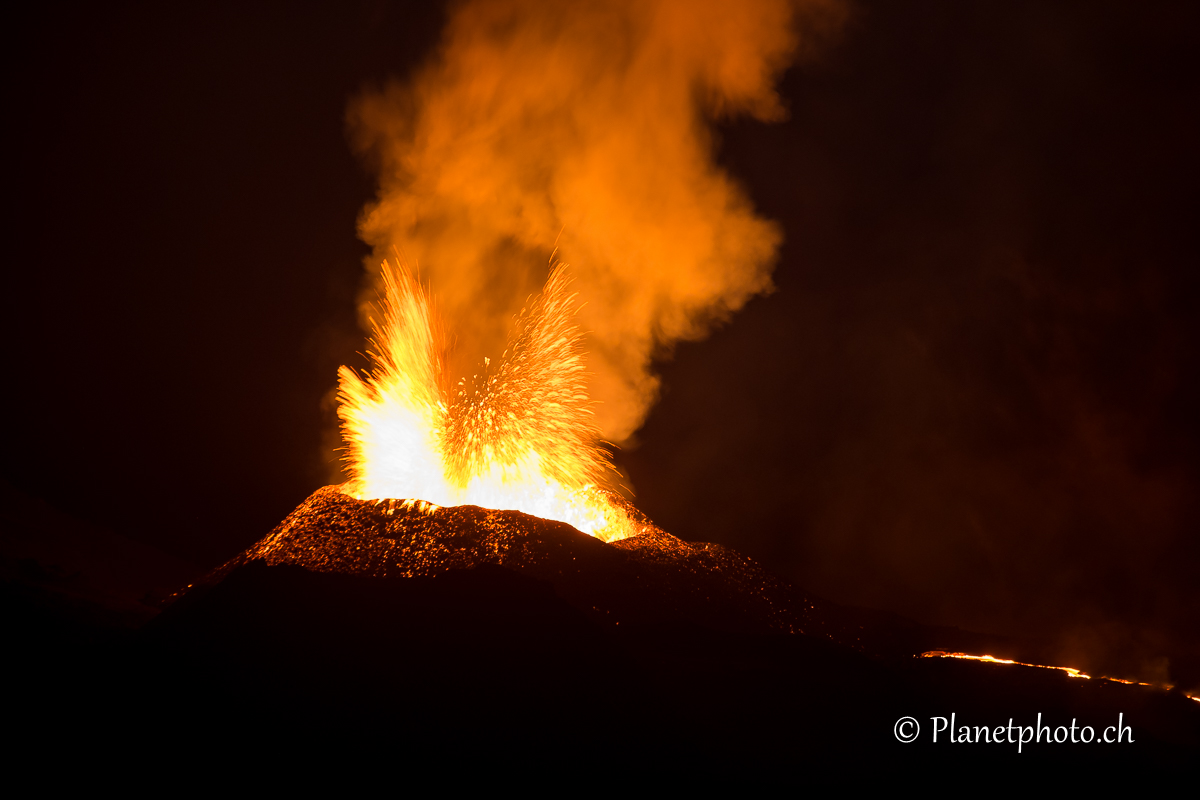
337,261,637,542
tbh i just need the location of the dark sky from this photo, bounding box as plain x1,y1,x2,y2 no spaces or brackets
5,2,1198,684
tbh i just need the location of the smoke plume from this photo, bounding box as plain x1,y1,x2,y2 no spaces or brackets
349,0,845,444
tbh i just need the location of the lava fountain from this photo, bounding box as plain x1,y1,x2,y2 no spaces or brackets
336,258,637,542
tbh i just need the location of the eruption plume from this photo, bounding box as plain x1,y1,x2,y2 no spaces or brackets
349,0,846,443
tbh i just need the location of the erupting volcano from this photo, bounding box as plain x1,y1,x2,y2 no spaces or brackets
336,259,637,541
9,0,1200,776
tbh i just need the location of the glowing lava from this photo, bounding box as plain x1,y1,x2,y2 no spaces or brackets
921,651,1092,679
337,259,637,541
919,651,1180,691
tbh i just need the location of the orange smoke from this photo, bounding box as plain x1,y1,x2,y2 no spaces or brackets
349,0,847,444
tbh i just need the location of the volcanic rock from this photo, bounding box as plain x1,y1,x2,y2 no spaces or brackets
130,486,1198,769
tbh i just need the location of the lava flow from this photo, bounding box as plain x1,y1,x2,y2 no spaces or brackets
918,650,1191,693
921,651,1092,679
336,259,638,542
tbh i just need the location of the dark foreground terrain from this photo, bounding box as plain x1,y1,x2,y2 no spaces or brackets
6,486,1197,779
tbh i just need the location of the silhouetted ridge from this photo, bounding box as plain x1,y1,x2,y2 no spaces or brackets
128,486,1199,767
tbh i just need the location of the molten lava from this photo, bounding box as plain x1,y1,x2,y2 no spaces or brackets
920,651,1176,691
337,260,637,541
921,651,1092,679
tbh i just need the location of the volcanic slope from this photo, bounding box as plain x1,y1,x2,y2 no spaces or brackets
160,485,1107,668
135,487,1199,770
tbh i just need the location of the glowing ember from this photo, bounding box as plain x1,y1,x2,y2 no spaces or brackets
337,259,637,541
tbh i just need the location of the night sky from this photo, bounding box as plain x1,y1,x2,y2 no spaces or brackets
6,2,1198,685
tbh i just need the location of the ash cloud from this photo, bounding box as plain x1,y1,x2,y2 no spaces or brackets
349,0,846,444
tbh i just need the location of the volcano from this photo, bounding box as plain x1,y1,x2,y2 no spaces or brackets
156,484,1042,661
124,486,1198,772
169,485,853,638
